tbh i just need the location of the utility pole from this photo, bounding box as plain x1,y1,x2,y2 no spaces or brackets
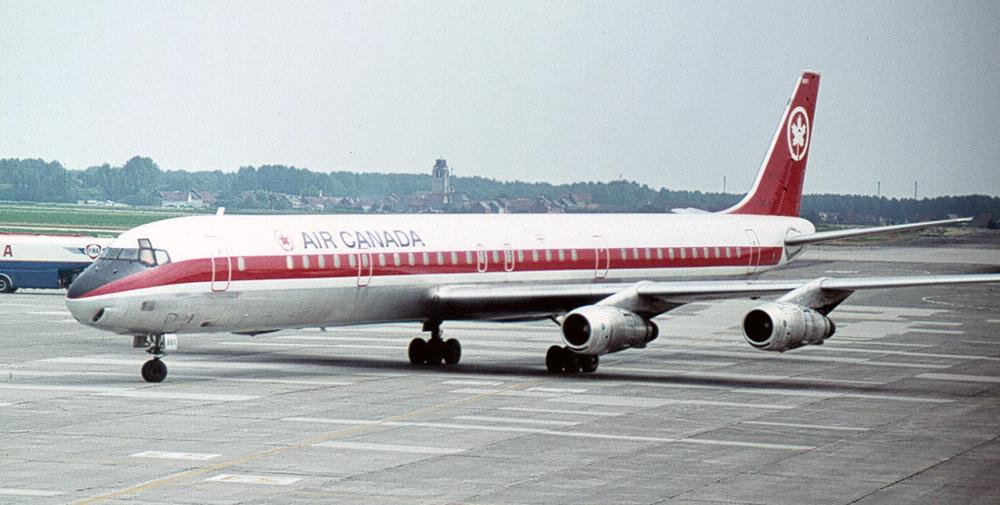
914,180,918,199
723,176,727,194
876,180,881,197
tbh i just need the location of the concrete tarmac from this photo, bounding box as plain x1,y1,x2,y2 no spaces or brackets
1,248,998,504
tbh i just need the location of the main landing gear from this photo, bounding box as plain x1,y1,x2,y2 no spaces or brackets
134,334,174,382
408,321,462,366
546,345,599,374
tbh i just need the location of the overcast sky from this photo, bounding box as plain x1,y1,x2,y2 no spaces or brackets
1,1,998,198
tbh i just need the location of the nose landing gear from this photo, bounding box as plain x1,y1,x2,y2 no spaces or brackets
134,334,176,382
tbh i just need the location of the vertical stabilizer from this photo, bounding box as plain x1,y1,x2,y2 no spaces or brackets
724,71,820,216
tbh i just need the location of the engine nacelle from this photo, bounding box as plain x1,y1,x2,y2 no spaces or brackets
742,302,836,352
561,305,658,356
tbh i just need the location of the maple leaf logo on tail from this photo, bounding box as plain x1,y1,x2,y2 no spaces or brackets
786,106,810,161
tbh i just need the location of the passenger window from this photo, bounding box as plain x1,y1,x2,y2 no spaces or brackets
668,248,675,260
379,254,386,267
725,248,732,258
692,248,698,259
620,249,628,260
492,250,499,263
656,248,663,260
318,255,325,269
286,256,294,270
703,247,709,258
632,248,639,260
436,252,444,265
302,255,310,269
334,255,342,268
532,250,539,262
517,250,524,263
408,253,416,266
451,251,458,265
558,250,565,261
237,257,246,272
570,249,577,261
545,250,553,262
644,248,651,260
465,251,473,264
422,252,430,265
680,248,687,259
393,253,401,267
714,247,721,258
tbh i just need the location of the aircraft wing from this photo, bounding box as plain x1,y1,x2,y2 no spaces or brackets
429,274,1000,320
785,217,971,246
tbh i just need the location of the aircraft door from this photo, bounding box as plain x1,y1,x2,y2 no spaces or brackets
593,235,610,279
476,244,488,273
207,236,231,292
357,252,372,287
744,229,761,275
503,243,515,272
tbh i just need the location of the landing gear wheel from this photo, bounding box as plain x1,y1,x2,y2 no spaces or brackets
141,359,167,383
443,338,462,365
580,355,599,373
425,338,445,366
546,346,566,373
408,338,427,365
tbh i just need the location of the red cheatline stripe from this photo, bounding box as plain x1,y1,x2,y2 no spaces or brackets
78,245,783,298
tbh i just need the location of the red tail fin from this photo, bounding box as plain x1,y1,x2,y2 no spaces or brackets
725,71,820,216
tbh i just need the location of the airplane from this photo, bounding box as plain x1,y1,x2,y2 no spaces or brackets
65,71,1000,383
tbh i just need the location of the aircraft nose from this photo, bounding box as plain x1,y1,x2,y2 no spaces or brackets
65,296,107,326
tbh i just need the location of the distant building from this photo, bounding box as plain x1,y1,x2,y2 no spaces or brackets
159,189,214,209
431,159,453,197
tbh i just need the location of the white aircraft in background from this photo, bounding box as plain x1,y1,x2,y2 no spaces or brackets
66,71,999,382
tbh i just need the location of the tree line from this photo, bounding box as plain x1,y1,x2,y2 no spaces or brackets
0,157,997,226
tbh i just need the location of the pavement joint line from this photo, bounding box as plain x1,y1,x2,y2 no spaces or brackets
70,377,544,504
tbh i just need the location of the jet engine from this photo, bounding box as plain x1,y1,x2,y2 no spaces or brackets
561,305,658,356
742,302,836,352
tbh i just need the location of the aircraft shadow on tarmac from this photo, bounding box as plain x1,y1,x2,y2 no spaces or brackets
172,347,903,397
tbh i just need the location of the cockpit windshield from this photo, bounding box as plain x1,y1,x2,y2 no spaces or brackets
100,238,171,267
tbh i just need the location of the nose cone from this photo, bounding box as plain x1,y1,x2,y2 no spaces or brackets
65,296,105,327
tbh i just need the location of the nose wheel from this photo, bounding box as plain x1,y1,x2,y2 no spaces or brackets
135,334,174,382
141,358,168,383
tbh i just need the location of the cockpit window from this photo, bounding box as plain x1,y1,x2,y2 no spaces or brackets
97,240,171,267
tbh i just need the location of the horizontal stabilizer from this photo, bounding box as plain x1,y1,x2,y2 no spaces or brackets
785,217,971,246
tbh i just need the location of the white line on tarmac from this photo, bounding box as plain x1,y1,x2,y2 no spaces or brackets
550,394,796,410
205,474,301,486
452,415,579,427
498,407,622,417
449,388,561,398
443,380,505,386
987,319,1000,324
25,311,70,315
130,451,221,461
811,347,1000,362
281,417,814,451
829,340,935,348
526,387,588,394
4,369,353,387
95,390,259,402
905,328,965,335
741,420,869,432
314,441,463,455
915,373,1000,384
961,340,1000,346
911,321,964,327
0,488,63,497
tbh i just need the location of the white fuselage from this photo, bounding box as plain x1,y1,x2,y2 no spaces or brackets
65,213,814,335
